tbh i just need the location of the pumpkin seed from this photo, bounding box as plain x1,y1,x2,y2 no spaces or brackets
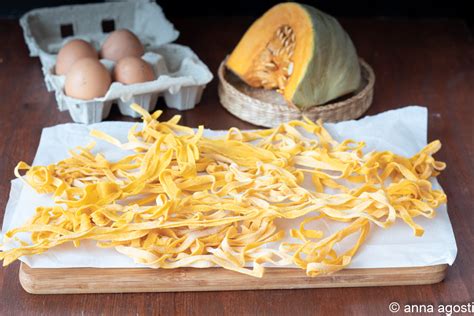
244,25,295,93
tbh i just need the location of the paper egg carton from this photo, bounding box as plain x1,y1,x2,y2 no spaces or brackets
19,1,213,124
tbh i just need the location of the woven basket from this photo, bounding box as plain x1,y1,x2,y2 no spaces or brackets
218,58,375,127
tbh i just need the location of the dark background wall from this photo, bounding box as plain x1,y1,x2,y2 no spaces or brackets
0,0,472,22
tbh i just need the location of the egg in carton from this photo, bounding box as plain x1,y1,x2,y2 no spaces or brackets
19,1,213,124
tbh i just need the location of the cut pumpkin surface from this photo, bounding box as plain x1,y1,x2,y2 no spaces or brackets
226,2,361,109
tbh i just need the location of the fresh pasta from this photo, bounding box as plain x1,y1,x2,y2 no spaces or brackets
0,104,446,277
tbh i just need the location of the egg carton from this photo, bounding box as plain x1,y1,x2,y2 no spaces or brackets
19,1,213,124
46,45,211,123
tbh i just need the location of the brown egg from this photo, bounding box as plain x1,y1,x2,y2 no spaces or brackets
100,29,145,61
113,57,155,85
55,39,98,75
64,58,111,100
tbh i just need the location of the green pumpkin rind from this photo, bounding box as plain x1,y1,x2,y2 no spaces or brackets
291,4,361,109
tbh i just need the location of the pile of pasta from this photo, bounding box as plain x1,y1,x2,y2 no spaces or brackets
0,104,446,277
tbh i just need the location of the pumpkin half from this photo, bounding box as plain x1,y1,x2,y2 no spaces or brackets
226,2,361,109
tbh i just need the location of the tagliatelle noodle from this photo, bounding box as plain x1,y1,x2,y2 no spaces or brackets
0,104,446,277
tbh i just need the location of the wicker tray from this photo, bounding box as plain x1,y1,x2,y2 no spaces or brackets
218,58,375,127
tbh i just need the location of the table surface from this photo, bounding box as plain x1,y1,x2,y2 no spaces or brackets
0,16,473,315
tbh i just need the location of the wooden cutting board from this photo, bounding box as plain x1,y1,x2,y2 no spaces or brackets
19,263,447,294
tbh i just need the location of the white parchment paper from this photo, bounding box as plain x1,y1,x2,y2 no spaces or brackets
1,106,457,269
